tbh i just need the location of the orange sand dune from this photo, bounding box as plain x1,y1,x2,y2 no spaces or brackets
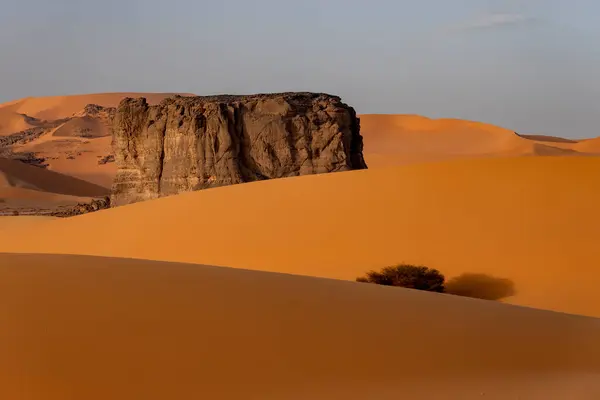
574,137,600,154
0,109,35,135
14,136,116,188
520,134,578,144
0,158,109,197
0,186,95,211
1,156,599,317
51,116,110,137
0,216,56,228
2,92,194,121
359,114,585,167
1,253,599,400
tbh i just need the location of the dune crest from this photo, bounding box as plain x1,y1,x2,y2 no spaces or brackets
2,92,194,121
0,110,36,136
1,156,599,316
574,137,600,153
359,114,592,167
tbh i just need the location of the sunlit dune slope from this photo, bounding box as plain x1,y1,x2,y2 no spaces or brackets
0,216,56,228
1,156,599,316
575,137,600,154
359,114,585,167
0,92,194,120
1,253,599,400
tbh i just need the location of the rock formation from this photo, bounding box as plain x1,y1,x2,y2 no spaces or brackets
111,92,367,206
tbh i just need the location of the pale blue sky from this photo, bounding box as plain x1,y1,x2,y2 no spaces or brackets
1,0,599,138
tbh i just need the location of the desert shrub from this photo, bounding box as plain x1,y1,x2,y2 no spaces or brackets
356,264,445,293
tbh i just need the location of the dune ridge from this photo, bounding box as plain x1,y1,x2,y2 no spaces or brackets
0,92,194,120
1,156,599,316
359,114,595,167
574,137,600,153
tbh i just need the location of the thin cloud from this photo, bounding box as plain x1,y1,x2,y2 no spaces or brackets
451,13,534,31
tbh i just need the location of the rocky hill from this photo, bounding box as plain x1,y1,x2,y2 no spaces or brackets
111,93,367,206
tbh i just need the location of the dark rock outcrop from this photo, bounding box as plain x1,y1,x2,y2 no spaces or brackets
111,92,367,206
49,196,111,217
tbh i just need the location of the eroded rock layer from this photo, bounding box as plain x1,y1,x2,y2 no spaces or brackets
111,92,367,206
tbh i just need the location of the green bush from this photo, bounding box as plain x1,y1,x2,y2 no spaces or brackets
356,264,445,293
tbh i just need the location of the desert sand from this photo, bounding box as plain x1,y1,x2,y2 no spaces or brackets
575,137,600,154
1,99,600,399
1,253,600,400
0,109,35,136
0,157,109,212
0,92,193,121
359,114,590,167
1,156,599,317
15,135,116,188
0,216,56,229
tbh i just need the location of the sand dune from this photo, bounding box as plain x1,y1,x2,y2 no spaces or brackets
1,253,599,400
0,215,56,228
0,158,109,197
1,156,599,316
13,135,116,188
0,110,36,135
520,134,578,144
359,114,587,167
0,92,194,121
575,137,600,154
51,116,110,138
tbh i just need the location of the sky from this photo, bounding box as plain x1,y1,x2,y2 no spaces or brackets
1,0,599,138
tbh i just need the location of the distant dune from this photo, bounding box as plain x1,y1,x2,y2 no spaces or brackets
1,156,599,317
0,109,36,135
0,157,109,211
359,114,591,167
574,137,600,154
52,116,110,138
0,158,108,197
1,253,599,400
519,134,579,144
0,92,194,121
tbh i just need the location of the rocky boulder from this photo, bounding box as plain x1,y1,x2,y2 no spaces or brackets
111,92,367,206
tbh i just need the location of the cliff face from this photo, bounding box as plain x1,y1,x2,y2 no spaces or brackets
111,92,367,206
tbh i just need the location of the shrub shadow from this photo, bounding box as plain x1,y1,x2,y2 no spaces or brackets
445,273,516,301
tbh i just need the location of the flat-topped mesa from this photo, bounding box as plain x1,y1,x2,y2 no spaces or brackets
111,92,367,206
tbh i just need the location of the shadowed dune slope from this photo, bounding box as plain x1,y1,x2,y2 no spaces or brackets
0,92,194,120
520,134,578,144
0,109,35,135
15,135,116,189
51,116,109,137
359,114,586,167
0,156,599,316
1,253,600,400
0,158,109,197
